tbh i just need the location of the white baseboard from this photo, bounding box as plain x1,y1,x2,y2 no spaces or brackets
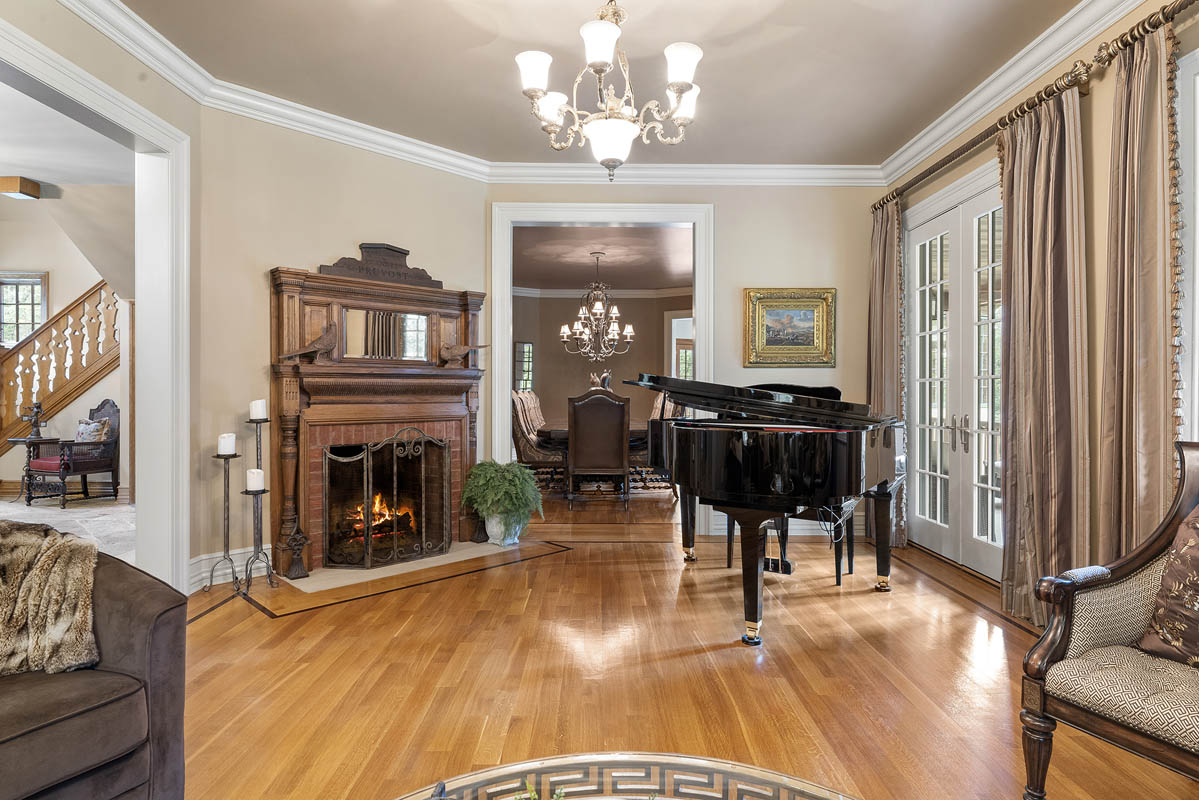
188,545,256,594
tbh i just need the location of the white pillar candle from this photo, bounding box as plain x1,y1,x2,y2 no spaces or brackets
246,468,265,492
217,433,236,455
249,399,268,420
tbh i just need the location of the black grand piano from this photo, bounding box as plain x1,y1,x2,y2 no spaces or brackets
626,374,905,646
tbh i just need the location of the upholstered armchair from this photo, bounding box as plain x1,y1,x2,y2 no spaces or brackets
1020,441,1199,799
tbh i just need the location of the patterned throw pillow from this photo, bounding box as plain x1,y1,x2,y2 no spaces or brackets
1139,506,1199,667
75,417,110,443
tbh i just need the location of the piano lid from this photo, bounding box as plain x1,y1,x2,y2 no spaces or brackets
625,374,895,430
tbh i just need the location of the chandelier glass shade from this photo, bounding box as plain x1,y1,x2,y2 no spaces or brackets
558,251,635,362
515,1,703,180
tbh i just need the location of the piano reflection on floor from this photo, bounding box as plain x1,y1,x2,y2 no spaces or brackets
627,374,906,646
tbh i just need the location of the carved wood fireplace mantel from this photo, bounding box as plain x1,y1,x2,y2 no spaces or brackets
269,245,485,575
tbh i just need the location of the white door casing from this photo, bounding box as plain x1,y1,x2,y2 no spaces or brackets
903,165,1003,579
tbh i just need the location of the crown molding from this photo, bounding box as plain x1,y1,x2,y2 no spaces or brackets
55,0,884,187
881,0,1144,185
488,162,885,186
513,286,693,299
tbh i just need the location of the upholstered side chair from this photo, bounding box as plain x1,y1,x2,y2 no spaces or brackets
566,388,630,510
1020,441,1199,799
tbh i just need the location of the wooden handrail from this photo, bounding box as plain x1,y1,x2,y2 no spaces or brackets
0,280,121,455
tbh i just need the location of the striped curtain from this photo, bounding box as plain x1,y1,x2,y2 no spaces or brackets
867,199,907,547
1097,26,1180,562
997,87,1091,625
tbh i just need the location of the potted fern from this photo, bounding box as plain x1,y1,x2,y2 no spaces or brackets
461,460,543,545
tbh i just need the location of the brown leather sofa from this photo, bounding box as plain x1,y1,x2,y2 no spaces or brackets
0,553,187,800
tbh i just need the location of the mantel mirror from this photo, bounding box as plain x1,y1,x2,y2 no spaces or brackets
343,308,429,361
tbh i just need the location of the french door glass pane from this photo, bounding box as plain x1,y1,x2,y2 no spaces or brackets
972,207,1003,545
916,232,950,525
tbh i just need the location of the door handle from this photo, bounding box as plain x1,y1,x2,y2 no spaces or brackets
960,414,971,453
948,414,958,452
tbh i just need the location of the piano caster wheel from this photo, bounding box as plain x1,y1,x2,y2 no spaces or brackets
741,622,762,646
874,575,892,592
683,546,697,563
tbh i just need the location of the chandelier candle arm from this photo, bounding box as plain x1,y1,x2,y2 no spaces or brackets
513,0,703,180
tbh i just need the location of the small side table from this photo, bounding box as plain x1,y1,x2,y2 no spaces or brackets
8,436,59,504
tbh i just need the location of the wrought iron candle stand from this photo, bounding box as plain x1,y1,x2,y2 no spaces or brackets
202,452,242,593
242,417,278,592
241,486,276,590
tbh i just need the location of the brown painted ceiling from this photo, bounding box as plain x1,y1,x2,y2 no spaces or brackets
122,0,1078,164
513,225,692,289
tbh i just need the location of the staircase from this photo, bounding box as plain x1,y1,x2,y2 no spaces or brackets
0,281,121,456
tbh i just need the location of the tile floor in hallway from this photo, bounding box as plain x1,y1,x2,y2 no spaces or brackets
0,497,135,561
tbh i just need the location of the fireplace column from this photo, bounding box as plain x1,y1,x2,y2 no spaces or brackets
279,375,308,578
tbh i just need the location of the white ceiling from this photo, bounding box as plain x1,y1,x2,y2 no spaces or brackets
513,224,693,289
0,81,133,185
120,0,1078,165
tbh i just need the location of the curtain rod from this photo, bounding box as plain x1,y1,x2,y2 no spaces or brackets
871,0,1199,212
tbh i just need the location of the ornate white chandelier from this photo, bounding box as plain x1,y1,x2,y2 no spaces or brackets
558,251,635,361
514,1,703,181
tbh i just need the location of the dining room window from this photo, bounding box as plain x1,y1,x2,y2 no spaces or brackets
674,338,694,380
514,341,534,391
0,273,47,347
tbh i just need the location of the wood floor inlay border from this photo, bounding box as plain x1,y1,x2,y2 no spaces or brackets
188,540,571,620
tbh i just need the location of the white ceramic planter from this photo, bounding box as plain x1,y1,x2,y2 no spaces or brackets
484,515,526,546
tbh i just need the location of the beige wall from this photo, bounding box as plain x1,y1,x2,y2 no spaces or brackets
514,293,692,423
488,185,879,410
0,209,102,314
893,0,1185,556
196,107,487,556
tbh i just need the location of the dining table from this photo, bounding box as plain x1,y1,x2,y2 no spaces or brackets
536,420,649,450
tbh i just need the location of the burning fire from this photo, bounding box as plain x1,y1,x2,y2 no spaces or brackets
346,493,415,537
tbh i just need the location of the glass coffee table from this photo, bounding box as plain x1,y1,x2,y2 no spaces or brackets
397,753,856,800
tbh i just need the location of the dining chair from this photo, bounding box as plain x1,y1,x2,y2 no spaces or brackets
567,388,630,510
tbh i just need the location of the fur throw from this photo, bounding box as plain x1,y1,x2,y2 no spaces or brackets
0,520,99,676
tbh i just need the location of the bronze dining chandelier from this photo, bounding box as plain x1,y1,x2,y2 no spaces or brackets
558,252,635,361
514,1,703,181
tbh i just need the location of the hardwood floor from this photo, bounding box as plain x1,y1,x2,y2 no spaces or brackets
184,503,1193,799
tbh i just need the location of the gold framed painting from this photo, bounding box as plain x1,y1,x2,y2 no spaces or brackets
743,288,836,367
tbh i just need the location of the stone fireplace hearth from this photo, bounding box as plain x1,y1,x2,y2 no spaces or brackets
269,245,485,575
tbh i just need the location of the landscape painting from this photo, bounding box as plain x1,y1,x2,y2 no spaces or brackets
744,288,836,367
763,308,816,347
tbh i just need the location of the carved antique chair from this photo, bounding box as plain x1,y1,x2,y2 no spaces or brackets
25,399,120,507
566,388,630,511
1020,441,1199,798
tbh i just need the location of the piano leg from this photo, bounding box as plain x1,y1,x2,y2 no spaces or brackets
726,517,735,569
846,513,855,575
681,491,698,562
716,506,779,646
834,520,844,585
870,482,894,592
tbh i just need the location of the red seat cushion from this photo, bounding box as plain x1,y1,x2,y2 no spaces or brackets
29,457,111,472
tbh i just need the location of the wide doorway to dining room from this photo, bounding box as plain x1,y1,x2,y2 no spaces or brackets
509,222,694,527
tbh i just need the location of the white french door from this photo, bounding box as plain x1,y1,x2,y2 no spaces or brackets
905,188,1004,579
